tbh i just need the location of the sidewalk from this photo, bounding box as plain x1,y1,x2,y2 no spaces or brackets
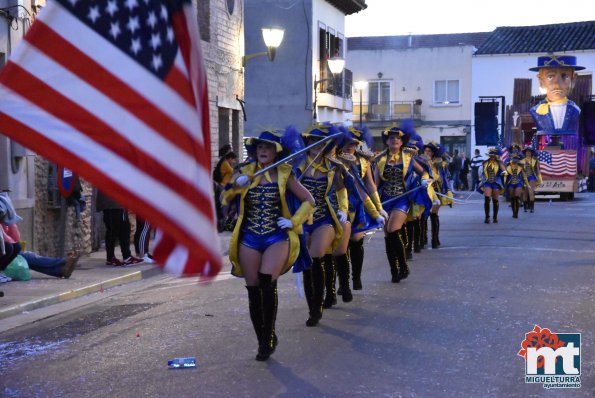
0,232,233,322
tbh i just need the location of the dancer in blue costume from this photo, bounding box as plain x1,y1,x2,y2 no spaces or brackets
327,126,386,302
375,127,431,283
423,141,453,249
505,153,530,219
477,147,507,224
223,129,315,361
296,124,347,326
521,146,542,213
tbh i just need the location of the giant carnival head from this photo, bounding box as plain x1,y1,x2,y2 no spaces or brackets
530,55,585,103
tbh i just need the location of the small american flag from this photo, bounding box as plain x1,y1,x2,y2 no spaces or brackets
537,151,577,178
501,147,508,163
0,0,221,278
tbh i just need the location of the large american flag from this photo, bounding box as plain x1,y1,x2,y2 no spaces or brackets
537,151,577,178
0,0,221,277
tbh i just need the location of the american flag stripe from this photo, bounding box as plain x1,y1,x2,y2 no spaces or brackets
27,18,201,155
539,152,576,178
0,87,217,255
0,0,221,277
0,61,212,217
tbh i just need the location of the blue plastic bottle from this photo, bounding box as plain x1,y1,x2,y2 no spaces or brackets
167,357,197,369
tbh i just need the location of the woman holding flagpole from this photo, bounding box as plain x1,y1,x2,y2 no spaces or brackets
478,148,507,224
375,127,430,283
423,141,453,249
223,129,315,361
296,124,348,327
522,146,541,213
331,126,386,299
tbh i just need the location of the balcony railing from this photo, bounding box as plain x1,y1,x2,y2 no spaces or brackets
320,68,352,100
352,101,422,122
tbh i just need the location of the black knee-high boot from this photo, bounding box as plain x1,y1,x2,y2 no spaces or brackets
493,198,499,223
413,218,421,253
405,222,413,259
304,257,325,327
349,238,364,290
388,230,409,280
484,196,491,223
512,197,519,218
384,234,400,283
530,200,535,213
435,214,441,245
334,254,352,303
255,272,278,361
246,285,265,360
421,217,428,247
322,254,336,308
430,213,439,249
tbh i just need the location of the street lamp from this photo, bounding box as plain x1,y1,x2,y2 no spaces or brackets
354,80,368,127
327,57,345,75
242,27,285,66
313,57,346,120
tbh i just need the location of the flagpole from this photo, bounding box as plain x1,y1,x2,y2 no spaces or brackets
253,132,342,178
380,185,425,207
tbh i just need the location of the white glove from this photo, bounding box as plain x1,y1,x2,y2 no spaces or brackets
421,179,431,188
379,208,389,220
277,217,293,229
433,199,441,206
375,216,386,227
234,174,250,188
336,211,348,224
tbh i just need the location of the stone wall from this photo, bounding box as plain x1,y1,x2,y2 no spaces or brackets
33,157,93,257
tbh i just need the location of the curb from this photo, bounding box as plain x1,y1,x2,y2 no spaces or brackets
0,266,163,321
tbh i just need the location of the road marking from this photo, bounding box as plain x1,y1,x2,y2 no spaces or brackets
437,246,595,254
151,272,235,290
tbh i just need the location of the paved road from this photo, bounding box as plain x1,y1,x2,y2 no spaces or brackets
1,193,594,397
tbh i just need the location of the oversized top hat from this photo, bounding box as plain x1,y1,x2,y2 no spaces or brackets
486,147,502,157
529,55,585,72
340,125,372,147
423,140,444,157
244,130,283,157
302,123,338,139
382,126,410,146
509,153,524,163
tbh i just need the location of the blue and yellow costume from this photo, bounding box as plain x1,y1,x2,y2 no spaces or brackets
332,125,383,298
424,141,453,249
505,154,529,219
224,161,313,277
521,146,542,213
222,130,314,361
377,127,430,282
478,147,506,224
296,124,348,327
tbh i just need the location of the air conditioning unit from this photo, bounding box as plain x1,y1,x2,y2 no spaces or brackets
9,0,27,19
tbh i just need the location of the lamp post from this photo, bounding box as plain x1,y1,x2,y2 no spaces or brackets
242,27,285,66
313,57,345,121
354,80,367,127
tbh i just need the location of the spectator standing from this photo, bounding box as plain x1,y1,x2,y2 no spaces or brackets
460,153,470,190
213,144,238,232
96,190,143,266
134,215,154,263
449,150,461,190
470,149,484,191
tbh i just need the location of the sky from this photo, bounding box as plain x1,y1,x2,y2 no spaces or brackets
345,0,595,37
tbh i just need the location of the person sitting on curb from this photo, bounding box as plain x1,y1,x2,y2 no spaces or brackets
21,251,79,279
0,191,23,283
